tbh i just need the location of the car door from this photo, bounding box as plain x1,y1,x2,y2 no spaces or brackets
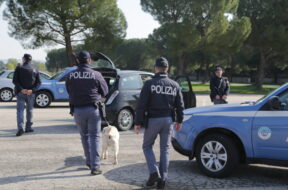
175,75,196,108
119,74,143,109
252,89,288,160
55,74,69,100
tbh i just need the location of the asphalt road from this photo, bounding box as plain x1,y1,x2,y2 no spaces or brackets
0,94,288,190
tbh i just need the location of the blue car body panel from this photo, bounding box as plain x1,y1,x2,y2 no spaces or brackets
38,67,76,100
174,83,288,161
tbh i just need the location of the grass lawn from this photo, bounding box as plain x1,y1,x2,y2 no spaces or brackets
192,83,279,95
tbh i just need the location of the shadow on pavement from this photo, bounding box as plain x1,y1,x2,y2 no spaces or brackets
0,124,77,138
0,168,89,186
103,160,288,189
57,156,88,171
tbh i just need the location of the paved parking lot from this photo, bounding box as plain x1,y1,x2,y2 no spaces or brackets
0,94,288,190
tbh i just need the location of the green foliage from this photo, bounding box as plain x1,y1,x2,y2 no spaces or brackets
6,58,19,70
238,0,288,88
4,0,127,66
113,39,154,71
32,61,46,72
142,0,251,75
46,48,69,72
0,61,5,71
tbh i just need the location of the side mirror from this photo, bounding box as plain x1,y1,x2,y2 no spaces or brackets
268,96,282,110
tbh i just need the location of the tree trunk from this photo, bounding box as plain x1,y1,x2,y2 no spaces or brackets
177,53,186,75
201,61,210,84
64,35,74,67
255,50,266,89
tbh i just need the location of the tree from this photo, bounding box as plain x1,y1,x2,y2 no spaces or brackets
46,48,69,72
142,0,251,76
33,61,46,72
113,39,155,71
0,61,5,71
6,58,19,70
4,0,127,67
238,0,288,89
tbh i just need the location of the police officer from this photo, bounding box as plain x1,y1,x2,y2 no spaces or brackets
66,51,108,175
13,54,41,137
210,66,230,105
134,57,184,189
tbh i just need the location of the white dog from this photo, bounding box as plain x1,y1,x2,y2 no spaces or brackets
101,125,120,165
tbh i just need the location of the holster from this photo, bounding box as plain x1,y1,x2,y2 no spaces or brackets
95,101,108,122
69,103,74,116
143,112,149,129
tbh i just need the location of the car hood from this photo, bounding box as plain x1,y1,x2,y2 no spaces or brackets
184,103,256,115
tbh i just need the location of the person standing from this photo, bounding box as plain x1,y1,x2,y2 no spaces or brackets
134,57,184,189
210,66,230,105
13,54,41,137
66,51,108,175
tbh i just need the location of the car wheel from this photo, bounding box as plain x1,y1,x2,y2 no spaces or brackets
0,88,14,102
195,133,240,178
35,91,52,108
116,108,134,131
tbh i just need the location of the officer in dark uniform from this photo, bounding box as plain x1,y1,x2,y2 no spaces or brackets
13,54,41,136
66,51,108,175
134,57,184,189
210,66,230,105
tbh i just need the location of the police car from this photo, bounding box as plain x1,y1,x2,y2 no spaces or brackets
0,70,50,102
172,83,288,178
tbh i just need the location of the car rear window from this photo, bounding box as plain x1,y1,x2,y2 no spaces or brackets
120,75,142,90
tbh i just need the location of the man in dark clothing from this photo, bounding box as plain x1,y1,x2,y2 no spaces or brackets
66,51,108,175
134,57,185,189
210,66,230,105
13,54,41,137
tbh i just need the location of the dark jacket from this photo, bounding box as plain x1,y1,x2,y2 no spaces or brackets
210,75,230,101
135,72,185,125
12,62,41,94
65,63,108,107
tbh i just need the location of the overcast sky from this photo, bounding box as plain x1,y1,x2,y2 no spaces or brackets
0,0,159,61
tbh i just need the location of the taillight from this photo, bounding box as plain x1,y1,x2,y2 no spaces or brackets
106,90,119,105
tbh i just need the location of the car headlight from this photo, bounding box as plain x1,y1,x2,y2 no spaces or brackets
183,114,193,122
106,90,119,105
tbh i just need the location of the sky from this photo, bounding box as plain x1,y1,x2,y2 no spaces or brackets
0,0,159,62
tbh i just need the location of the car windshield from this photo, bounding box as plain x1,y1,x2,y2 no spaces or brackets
91,59,114,69
255,87,281,104
50,71,63,80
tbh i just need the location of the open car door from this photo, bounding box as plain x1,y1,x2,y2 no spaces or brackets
175,75,196,109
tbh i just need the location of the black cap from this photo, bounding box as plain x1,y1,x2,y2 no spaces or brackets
215,66,223,72
77,51,91,63
23,54,32,60
155,57,169,68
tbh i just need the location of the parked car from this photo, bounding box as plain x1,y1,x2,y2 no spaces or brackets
0,70,51,102
35,52,197,130
172,83,288,178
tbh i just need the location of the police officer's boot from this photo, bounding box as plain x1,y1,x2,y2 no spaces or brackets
91,168,102,175
146,172,160,186
157,179,166,190
16,129,24,137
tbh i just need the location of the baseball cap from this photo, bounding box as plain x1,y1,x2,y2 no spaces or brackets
77,51,91,62
155,57,169,68
23,54,32,60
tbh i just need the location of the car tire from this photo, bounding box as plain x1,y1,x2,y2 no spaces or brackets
195,133,240,178
0,88,14,102
116,108,134,131
35,91,52,108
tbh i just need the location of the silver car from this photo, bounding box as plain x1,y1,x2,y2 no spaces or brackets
0,70,51,102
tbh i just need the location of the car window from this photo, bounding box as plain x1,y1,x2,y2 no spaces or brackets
120,75,142,90
50,71,63,80
176,77,190,92
91,59,114,69
59,74,69,82
40,73,50,80
140,74,153,84
7,72,14,79
0,71,4,77
279,90,288,111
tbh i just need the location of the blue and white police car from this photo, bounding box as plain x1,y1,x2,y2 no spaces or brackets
172,83,288,178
